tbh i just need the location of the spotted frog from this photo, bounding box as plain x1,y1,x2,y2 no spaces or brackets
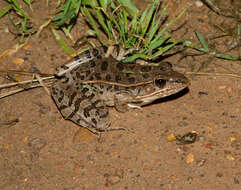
51,47,190,134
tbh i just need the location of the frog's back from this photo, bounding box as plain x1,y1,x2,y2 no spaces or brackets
63,56,174,86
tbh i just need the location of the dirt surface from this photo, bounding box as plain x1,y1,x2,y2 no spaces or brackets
0,0,241,189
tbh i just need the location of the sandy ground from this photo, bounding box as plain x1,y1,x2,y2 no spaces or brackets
0,0,240,189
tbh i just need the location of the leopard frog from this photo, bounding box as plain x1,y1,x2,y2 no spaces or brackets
51,47,190,134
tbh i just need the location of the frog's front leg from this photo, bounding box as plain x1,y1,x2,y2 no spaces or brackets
114,91,142,113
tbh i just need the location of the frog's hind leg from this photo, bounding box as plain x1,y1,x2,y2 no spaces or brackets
51,82,124,134
55,47,106,77
69,94,125,133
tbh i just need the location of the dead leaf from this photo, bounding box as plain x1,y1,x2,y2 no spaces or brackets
13,58,25,65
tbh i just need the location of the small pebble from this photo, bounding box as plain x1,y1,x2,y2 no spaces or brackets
226,87,232,96
196,159,206,167
166,133,176,142
216,172,223,178
178,121,189,127
195,0,203,7
226,153,235,161
198,91,208,96
186,153,195,164
30,151,40,162
106,175,121,185
187,176,193,184
28,138,46,151
25,50,31,55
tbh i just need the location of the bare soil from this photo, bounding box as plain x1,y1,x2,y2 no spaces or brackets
0,0,240,189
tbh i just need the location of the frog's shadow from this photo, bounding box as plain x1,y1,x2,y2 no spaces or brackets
144,87,190,107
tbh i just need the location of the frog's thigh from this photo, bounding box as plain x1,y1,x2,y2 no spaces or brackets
114,91,134,113
69,94,112,131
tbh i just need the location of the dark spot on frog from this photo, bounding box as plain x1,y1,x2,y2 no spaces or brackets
125,73,132,77
92,48,99,56
91,118,97,125
160,62,172,71
95,73,101,80
117,62,124,71
114,85,119,90
99,108,109,118
101,61,108,71
90,61,96,67
128,77,135,83
86,70,91,77
106,85,112,91
82,87,89,94
63,77,69,84
51,87,57,95
142,73,150,79
115,75,122,82
68,91,77,106
85,50,91,59
58,90,64,103
74,55,80,61
129,65,135,70
76,72,81,79
70,69,74,75
141,66,151,72
105,74,111,81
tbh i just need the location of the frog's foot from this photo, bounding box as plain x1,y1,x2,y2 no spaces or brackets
116,47,139,61
105,45,138,61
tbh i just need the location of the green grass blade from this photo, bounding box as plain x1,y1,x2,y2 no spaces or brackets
23,0,32,10
118,0,139,17
149,33,170,50
215,54,239,61
51,28,74,55
237,24,240,36
141,0,158,37
122,53,149,62
0,5,12,18
195,30,209,52
94,8,112,39
99,0,112,11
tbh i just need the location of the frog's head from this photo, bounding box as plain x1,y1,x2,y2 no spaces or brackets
131,70,190,106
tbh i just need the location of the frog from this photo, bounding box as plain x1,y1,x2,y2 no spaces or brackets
51,47,190,134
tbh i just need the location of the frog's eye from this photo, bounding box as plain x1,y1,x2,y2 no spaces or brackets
155,79,166,88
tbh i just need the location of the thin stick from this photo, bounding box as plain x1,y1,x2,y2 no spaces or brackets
0,84,41,99
0,82,53,99
0,69,52,77
185,72,241,79
0,76,55,89
35,74,51,96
